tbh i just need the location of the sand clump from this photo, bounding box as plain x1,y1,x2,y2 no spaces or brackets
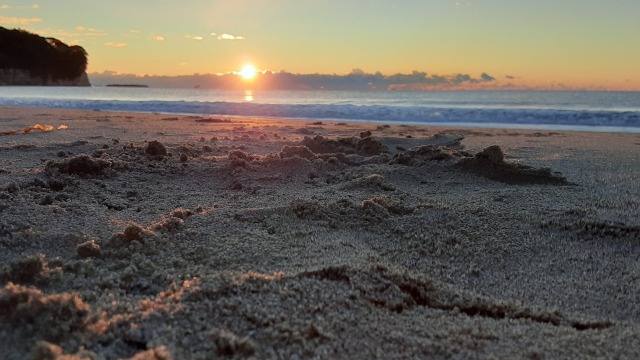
301,135,389,156
45,154,128,178
359,196,415,216
227,149,261,168
391,144,470,165
210,329,256,357
291,196,414,226
388,142,569,186
279,145,316,160
152,208,195,232
0,283,91,344
126,346,173,360
30,340,97,360
457,145,569,185
355,136,388,156
113,223,155,245
145,140,168,157
342,173,396,191
1,254,62,285
76,239,101,259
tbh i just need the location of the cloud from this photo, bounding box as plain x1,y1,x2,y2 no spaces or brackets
210,32,216,36
0,16,42,25
480,73,495,82
452,74,472,84
454,1,473,7
154,35,165,41
1,4,40,10
218,33,245,40
39,26,106,42
104,41,127,47
185,35,203,41
89,70,504,90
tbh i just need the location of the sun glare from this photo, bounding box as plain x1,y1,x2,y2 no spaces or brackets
239,65,257,80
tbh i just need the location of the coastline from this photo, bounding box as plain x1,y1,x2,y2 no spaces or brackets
3,89,640,132
1,107,640,358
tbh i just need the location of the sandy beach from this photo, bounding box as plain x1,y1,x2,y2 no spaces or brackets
1,106,639,359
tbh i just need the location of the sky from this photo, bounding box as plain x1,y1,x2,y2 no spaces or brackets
1,0,640,90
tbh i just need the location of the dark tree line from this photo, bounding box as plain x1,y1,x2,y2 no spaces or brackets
0,27,88,81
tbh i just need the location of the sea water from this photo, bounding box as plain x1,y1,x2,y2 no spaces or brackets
1,87,639,133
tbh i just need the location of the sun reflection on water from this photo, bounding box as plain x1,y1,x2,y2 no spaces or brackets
244,90,254,102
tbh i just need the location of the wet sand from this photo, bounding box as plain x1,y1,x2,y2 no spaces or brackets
1,107,639,359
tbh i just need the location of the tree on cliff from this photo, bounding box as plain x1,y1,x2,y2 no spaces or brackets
0,27,88,81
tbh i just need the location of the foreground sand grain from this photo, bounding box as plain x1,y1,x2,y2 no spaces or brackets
1,107,639,359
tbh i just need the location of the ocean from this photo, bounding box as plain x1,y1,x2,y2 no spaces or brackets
1,87,640,133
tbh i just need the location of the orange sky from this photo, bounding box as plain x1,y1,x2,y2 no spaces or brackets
2,0,640,90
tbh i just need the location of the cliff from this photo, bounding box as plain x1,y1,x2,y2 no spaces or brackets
0,27,90,86
0,68,90,86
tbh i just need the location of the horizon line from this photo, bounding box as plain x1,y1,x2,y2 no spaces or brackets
87,70,638,92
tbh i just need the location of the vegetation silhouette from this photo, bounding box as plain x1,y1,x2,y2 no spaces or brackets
0,27,88,82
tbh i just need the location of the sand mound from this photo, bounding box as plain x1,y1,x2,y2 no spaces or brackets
391,144,469,166
301,135,389,156
360,196,414,216
356,137,388,156
30,340,99,360
210,329,256,357
291,196,414,225
227,149,262,168
152,208,195,232
457,145,569,185
145,140,168,157
1,254,62,285
0,283,91,344
279,145,316,159
113,223,155,245
76,239,101,258
45,154,128,178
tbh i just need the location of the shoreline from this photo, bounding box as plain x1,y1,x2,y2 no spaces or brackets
3,105,640,135
1,107,640,358
2,88,640,134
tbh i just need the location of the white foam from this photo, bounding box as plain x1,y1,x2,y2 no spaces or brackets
2,89,640,133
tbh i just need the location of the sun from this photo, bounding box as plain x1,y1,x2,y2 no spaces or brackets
239,65,257,80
